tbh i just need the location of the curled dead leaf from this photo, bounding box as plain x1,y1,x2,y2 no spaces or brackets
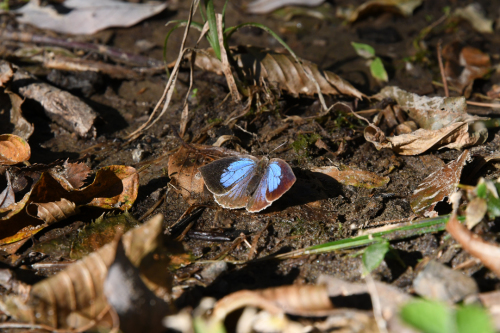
4,91,34,140
28,198,79,225
192,46,364,99
0,134,31,165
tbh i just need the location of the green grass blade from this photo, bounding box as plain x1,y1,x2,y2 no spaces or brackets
274,215,464,259
204,0,221,60
221,0,229,24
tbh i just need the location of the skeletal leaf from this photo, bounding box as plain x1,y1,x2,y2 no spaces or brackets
365,121,486,155
0,134,31,165
192,46,364,99
0,214,169,330
311,165,389,189
374,86,482,130
410,150,470,217
28,198,79,225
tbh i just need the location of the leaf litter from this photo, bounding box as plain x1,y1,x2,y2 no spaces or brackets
1,0,500,332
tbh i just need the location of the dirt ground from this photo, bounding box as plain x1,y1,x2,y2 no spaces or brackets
1,0,500,330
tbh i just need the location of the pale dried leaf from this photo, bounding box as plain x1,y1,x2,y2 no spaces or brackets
410,150,470,216
311,165,389,189
0,134,31,165
454,3,493,33
179,104,189,138
0,62,14,87
192,47,364,99
347,0,422,22
0,172,15,209
247,0,325,14
15,0,169,35
465,197,487,229
374,86,481,130
365,122,485,155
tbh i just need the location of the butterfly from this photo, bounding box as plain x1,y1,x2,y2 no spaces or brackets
199,155,296,213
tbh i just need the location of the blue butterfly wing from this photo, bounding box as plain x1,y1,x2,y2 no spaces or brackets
246,159,296,212
199,156,258,209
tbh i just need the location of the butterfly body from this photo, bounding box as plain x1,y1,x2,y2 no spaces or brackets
199,155,296,213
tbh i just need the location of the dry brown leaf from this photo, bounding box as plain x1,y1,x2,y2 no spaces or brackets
465,197,487,229
28,198,79,225
443,43,491,97
410,150,470,217
192,46,364,99
0,214,169,330
179,104,190,138
167,144,237,204
0,134,31,165
48,160,91,191
4,91,34,140
311,165,389,189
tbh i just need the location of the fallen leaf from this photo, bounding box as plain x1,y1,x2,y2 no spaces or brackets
443,43,492,97
192,46,364,99
0,214,169,330
48,160,91,191
4,91,34,140
15,0,169,35
454,3,493,34
0,62,14,87
0,134,31,165
311,165,389,189
465,197,487,229
168,144,237,204
28,198,79,225
345,0,422,22
0,172,15,209
365,121,485,155
410,150,470,217
374,86,481,130
104,239,170,333
246,0,325,14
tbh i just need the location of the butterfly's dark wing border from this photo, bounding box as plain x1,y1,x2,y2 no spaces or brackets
199,156,257,195
246,158,296,212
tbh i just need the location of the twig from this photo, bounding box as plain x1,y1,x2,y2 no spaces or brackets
467,101,500,108
216,14,241,103
0,29,163,67
437,40,449,97
247,220,270,260
138,190,169,221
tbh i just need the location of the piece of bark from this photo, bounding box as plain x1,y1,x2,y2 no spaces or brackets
1,60,97,138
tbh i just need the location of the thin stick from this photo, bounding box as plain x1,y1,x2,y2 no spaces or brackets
0,29,162,67
125,0,200,140
216,14,241,103
467,101,500,108
437,40,449,97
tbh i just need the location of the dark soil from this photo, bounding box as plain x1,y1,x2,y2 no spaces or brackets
1,0,500,323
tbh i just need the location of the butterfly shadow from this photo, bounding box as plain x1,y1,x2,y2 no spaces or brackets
266,168,344,213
